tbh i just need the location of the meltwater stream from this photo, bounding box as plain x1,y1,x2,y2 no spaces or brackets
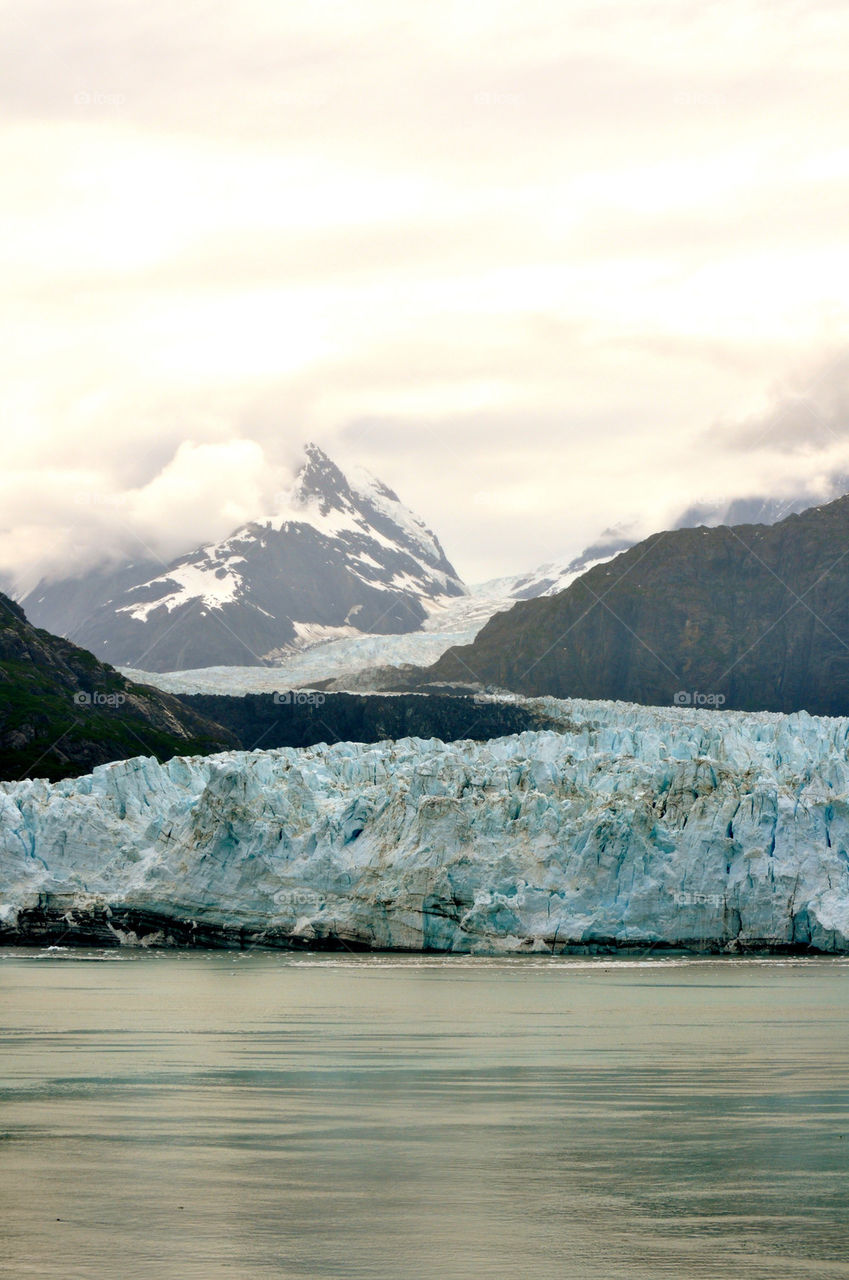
1,952,848,1280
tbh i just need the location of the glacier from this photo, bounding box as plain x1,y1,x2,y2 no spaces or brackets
117,584,518,695
2,696,849,952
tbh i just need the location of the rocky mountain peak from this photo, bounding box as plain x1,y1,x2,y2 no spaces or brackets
293,443,354,515
19,445,465,671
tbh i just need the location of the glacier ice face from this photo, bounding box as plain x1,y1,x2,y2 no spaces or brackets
117,581,523,695
2,697,849,952
118,627,482,696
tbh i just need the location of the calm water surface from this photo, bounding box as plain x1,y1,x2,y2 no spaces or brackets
1,950,848,1279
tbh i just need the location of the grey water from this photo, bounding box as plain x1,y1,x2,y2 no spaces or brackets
1,951,848,1280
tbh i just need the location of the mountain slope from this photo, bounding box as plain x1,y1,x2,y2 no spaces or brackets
0,593,235,781
174,690,560,752
423,495,849,715
130,486,849,700
22,557,161,644
21,445,465,672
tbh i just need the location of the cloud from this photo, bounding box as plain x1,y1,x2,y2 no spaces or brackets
713,351,849,454
1,0,849,585
0,439,290,592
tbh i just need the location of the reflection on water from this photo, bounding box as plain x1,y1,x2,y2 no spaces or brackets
1,950,848,1279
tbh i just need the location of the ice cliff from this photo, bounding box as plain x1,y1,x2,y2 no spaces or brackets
2,697,849,952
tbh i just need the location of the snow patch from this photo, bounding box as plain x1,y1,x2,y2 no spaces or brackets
118,558,246,621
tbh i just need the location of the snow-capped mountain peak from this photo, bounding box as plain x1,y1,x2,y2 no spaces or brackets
21,444,465,672
262,444,454,578
291,441,352,513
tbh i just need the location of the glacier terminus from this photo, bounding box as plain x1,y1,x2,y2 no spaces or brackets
2,696,849,953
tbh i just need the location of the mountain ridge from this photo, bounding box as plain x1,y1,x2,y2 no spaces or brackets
414,494,849,715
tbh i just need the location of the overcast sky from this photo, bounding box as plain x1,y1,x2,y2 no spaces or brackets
2,0,849,588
